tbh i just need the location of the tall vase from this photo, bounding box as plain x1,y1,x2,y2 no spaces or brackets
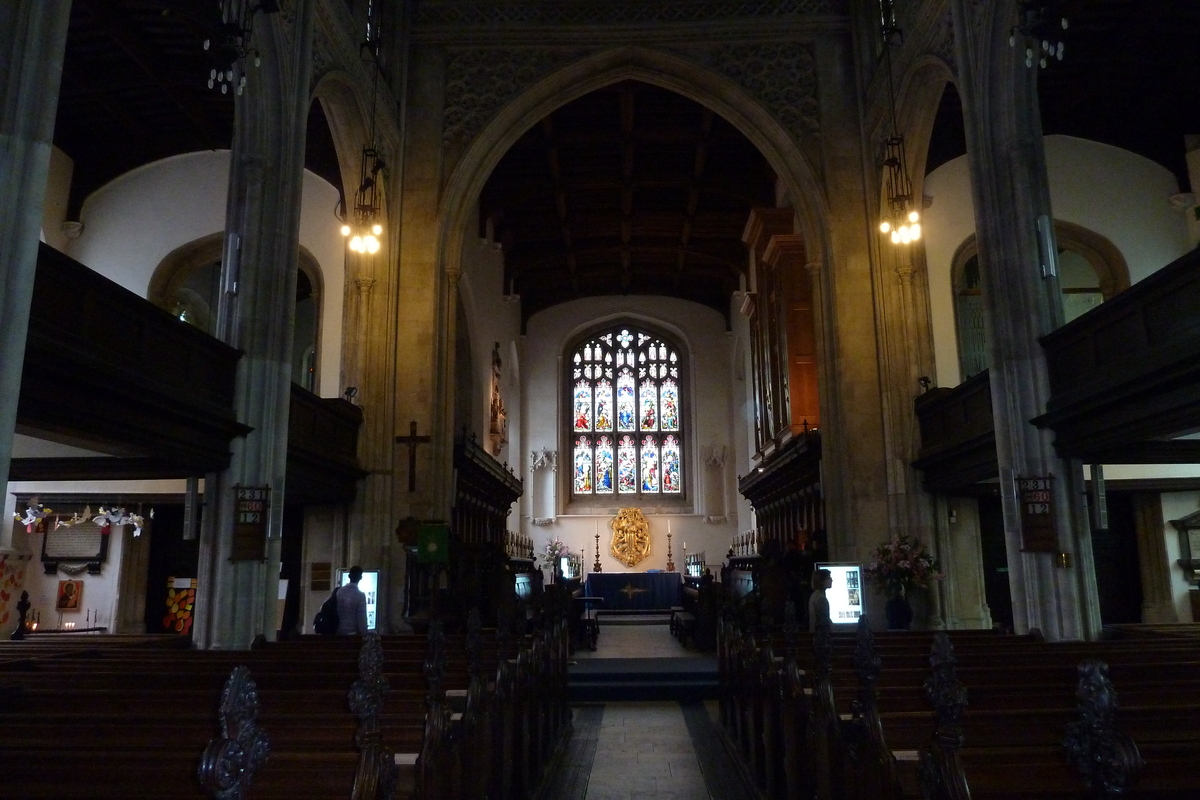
885,589,913,631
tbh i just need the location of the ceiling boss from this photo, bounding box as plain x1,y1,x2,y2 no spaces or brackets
610,508,651,568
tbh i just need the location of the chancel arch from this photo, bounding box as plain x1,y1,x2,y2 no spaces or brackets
433,46,838,519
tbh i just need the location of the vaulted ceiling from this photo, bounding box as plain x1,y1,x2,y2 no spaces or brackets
479,81,778,328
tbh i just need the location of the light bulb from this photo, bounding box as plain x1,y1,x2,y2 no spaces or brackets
910,223,921,240
350,236,363,251
1040,57,1047,68
203,39,210,50
341,225,351,237
891,230,900,244
1026,47,1033,59
900,227,912,244
254,56,261,67
908,210,920,223
366,237,380,254
221,83,228,94
1061,17,1068,29
236,85,243,96
210,68,217,79
227,69,234,81
208,79,214,89
1009,34,1015,46
1057,43,1064,59
1042,39,1049,52
880,221,891,234
372,224,382,235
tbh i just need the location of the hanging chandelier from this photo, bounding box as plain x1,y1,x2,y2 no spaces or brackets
1010,1,1068,69
341,7,386,254
203,1,279,95
877,2,920,246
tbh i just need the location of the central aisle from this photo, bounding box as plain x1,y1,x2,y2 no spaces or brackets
543,701,756,800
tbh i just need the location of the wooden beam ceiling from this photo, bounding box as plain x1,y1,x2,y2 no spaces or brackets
481,80,777,328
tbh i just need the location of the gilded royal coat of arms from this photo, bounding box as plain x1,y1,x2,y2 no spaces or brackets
609,508,651,568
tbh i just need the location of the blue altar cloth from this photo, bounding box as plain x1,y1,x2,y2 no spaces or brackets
586,572,682,611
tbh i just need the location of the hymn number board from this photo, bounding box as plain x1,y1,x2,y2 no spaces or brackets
1017,476,1057,552
231,486,270,561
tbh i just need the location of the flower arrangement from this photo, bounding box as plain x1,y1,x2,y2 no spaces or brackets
544,537,570,562
863,534,942,597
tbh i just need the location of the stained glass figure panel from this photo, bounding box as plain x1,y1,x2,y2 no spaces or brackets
617,435,637,493
639,379,658,431
573,381,592,432
662,436,681,493
660,379,679,431
595,380,613,431
640,435,660,493
573,437,593,493
616,371,636,431
595,436,614,493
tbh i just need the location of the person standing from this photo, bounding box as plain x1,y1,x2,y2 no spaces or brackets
336,566,370,636
808,568,832,632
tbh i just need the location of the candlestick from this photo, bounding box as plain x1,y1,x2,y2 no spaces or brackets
593,526,603,573
666,531,675,572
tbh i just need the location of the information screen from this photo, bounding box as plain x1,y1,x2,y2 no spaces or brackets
818,562,864,624
338,570,379,631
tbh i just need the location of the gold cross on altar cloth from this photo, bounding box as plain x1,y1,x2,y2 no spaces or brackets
619,584,648,601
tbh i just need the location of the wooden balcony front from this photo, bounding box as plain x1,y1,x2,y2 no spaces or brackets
1034,247,1200,464
15,243,248,477
911,370,998,493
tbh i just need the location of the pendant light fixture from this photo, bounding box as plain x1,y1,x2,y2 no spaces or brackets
1010,1,1069,70
203,1,280,96
877,1,920,246
342,2,387,255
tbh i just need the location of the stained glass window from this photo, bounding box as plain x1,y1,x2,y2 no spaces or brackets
569,326,684,499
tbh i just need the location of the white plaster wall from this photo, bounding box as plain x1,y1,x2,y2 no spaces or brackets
923,135,1191,390
69,151,346,398
458,207,521,467
520,297,739,578
21,524,130,633
1161,492,1200,623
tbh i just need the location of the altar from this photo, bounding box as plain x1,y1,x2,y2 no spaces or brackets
585,572,682,611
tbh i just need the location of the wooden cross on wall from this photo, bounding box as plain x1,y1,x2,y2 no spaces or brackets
395,420,431,493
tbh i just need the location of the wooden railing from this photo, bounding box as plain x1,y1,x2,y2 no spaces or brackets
911,370,998,492
287,383,366,504
18,243,247,475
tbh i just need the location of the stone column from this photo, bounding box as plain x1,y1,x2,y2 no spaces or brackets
1134,493,1179,624
192,1,317,649
812,32,891,566
0,1,71,514
950,0,1100,640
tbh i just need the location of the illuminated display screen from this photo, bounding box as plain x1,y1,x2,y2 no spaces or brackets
338,569,379,631
818,563,863,625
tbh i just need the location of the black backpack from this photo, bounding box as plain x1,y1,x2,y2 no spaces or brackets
313,588,339,635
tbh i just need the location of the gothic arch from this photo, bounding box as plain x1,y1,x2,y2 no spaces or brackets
437,46,833,285
311,71,378,219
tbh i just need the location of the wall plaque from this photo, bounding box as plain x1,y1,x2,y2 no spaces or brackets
1017,475,1057,552
231,486,270,562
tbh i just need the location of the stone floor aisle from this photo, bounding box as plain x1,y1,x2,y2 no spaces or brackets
543,700,756,800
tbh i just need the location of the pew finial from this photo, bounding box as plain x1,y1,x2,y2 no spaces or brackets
198,666,270,800
349,634,396,799
918,633,971,800
1063,660,1144,796
853,615,881,693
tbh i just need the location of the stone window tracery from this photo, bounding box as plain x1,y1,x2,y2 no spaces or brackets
568,326,683,500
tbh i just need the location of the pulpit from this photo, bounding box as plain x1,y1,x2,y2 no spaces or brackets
585,572,682,611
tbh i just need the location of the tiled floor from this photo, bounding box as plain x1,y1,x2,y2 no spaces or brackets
587,702,711,799
575,622,694,659
542,701,756,800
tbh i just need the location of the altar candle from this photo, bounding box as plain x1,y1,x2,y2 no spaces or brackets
668,519,671,534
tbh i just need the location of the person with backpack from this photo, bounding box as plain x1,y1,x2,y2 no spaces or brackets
335,565,370,636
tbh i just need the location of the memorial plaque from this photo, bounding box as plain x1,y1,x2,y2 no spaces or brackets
231,486,270,561
1017,475,1058,552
